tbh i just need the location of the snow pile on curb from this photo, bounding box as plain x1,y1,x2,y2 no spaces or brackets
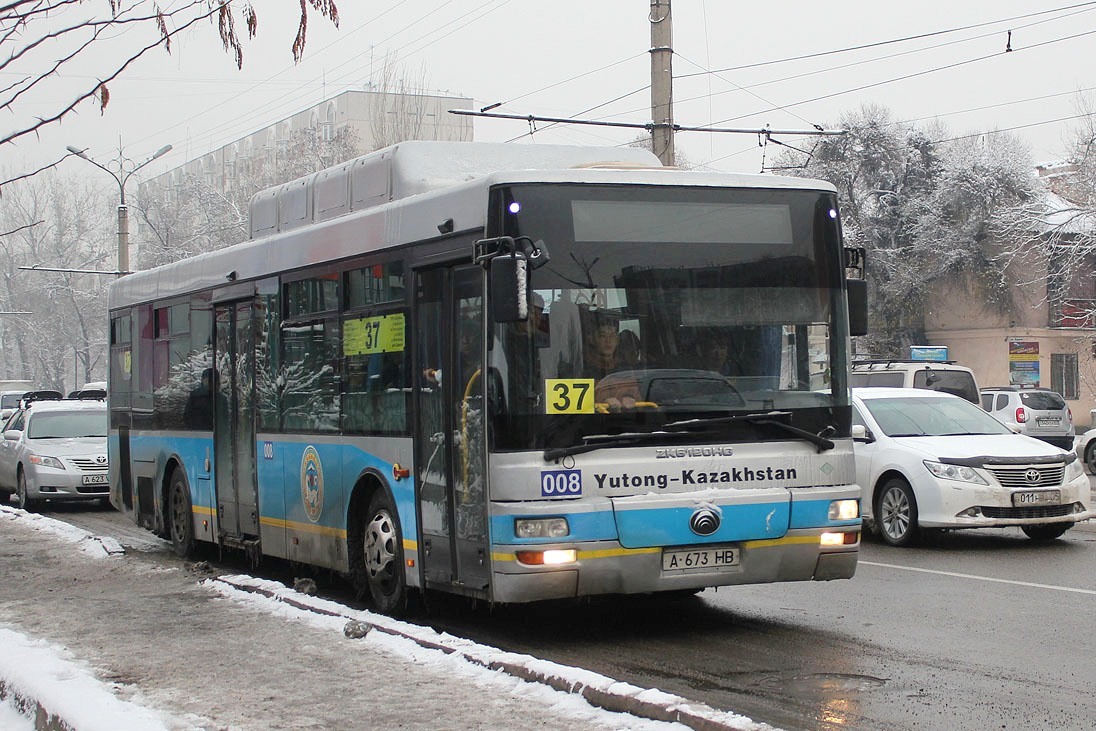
209,575,774,731
0,628,179,731
0,505,123,557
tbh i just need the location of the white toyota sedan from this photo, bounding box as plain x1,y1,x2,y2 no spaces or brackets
852,387,1092,546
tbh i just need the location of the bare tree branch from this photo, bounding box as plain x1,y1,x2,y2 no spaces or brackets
1,0,340,188
1,219,44,238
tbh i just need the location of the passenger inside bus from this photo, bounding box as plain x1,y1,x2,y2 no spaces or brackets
423,320,482,398
183,368,218,430
698,336,740,377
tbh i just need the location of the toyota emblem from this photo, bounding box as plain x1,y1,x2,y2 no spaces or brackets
1024,469,1041,484
689,507,721,536
96,455,107,464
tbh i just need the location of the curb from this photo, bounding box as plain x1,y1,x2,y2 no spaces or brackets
0,679,75,731
213,575,766,731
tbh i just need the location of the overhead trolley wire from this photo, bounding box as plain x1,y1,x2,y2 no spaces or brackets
675,1,1096,79
707,27,1096,128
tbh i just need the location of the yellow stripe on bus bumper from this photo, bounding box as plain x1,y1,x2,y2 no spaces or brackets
491,534,823,563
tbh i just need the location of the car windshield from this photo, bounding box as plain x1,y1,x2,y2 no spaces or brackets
862,396,1013,437
27,411,107,439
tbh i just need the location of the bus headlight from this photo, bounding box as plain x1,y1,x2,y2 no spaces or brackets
827,499,859,521
515,517,569,539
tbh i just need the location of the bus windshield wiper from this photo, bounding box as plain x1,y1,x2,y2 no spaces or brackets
544,429,697,461
664,411,836,453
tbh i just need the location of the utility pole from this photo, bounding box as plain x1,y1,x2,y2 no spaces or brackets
65,142,172,276
650,0,674,166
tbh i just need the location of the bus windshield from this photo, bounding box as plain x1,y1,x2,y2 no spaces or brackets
486,183,851,451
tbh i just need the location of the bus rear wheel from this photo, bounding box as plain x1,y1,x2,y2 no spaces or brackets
168,468,196,559
356,490,407,615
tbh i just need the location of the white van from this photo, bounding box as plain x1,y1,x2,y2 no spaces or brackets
0,389,30,424
849,360,980,404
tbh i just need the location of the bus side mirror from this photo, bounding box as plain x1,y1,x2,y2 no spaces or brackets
847,279,868,337
488,255,528,323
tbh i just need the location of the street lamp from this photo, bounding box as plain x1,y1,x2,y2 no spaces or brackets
65,143,172,275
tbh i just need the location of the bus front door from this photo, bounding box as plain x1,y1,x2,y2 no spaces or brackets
213,300,259,550
413,264,490,598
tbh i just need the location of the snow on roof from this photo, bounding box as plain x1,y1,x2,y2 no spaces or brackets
1040,189,1096,234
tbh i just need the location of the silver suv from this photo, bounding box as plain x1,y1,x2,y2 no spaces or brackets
980,387,1074,450
850,360,980,404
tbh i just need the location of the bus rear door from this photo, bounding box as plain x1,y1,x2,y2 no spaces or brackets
213,299,260,551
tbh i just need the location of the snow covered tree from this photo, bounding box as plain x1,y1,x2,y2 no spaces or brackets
773,104,1037,355
992,97,1096,326
135,125,359,268
0,172,113,390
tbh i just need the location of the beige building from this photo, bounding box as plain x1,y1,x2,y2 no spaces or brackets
924,165,1096,426
143,89,474,196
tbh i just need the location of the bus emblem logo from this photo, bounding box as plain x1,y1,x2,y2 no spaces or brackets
300,446,324,522
690,506,721,536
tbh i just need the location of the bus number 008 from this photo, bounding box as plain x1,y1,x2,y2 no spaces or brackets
541,470,582,497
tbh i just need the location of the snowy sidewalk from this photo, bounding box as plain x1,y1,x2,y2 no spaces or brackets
0,507,770,731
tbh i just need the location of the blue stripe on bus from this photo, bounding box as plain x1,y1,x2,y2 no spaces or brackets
491,497,860,547
490,510,619,544
124,434,416,540
614,502,791,546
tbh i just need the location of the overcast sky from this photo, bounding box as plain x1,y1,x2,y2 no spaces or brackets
11,1,1096,180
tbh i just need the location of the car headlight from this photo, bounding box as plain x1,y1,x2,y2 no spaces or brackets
28,454,65,470
1065,457,1085,482
923,460,987,485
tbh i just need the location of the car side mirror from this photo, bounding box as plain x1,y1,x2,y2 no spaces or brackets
851,424,874,443
3,430,19,441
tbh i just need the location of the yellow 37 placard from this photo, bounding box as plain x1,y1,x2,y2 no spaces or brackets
545,379,596,414
344,313,406,356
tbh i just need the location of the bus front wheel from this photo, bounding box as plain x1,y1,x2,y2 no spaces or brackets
168,468,197,559
355,490,407,615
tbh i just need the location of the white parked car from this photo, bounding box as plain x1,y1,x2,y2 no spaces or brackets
1074,429,1096,474
852,387,1092,546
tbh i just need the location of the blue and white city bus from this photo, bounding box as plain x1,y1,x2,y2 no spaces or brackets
107,141,864,614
